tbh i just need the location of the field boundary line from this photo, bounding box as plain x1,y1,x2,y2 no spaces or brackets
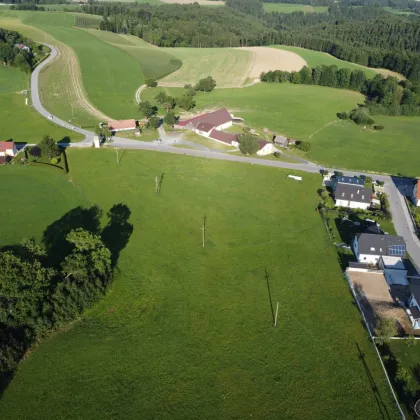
344,271,406,420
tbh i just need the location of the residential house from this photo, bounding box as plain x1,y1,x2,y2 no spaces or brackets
273,135,296,148
407,283,420,329
353,233,406,265
0,141,17,157
332,176,365,191
14,43,31,53
178,108,233,136
334,183,371,209
379,256,408,286
412,180,420,206
108,119,137,132
256,139,276,156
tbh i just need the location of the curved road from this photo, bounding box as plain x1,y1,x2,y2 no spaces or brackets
31,45,420,270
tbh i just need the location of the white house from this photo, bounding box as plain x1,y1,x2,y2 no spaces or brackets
334,183,371,210
257,140,276,156
412,180,420,206
0,141,17,157
353,233,406,265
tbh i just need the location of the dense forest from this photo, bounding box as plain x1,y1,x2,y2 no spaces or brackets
261,65,420,116
0,29,35,73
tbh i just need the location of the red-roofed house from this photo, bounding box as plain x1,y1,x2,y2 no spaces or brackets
256,139,276,156
412,180,420,206
108,119,137,132
209,129,238,146
177,109,233,137
0,141,17,157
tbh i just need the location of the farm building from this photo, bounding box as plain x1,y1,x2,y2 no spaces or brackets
177,108,233,135
273,135,296,148
0,141,17,157
257,140,276,156
353,233,406,265
108,119,137,132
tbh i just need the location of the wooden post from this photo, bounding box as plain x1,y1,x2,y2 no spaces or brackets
155,176,159,194
274,302,279,327
202,215,206,248
115,148,119,164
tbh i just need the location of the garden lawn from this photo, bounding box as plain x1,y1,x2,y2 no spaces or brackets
263,3,328,13
272,45,379,77
0,149,399,419
0,66,82,143
0,165,85,247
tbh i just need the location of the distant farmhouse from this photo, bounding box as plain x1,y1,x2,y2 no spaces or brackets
14,43,31,53
333,176,372,210
273,135,296,148
176,109,276,156
108,119,137,132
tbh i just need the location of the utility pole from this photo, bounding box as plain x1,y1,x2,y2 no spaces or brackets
202,215,206,248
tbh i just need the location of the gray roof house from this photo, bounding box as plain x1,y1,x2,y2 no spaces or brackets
353,233,406,264
334,183,371,208
335,176,365,186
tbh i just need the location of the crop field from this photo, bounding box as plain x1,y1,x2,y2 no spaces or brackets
0,66,82,144
0,149,398,419
263,3,328,13
73,13,102,29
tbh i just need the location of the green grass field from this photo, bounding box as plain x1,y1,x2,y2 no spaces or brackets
263,3,328,13
159,47,252,87
0,66,82,143
85,29,182,80
5,11,144,119
0,149,399,419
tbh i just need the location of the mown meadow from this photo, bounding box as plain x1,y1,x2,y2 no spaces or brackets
0,149,400,419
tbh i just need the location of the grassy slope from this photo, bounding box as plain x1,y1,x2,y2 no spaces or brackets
0,66,82,143
0,165,86,247
0,149,398,419
15,11,144,119
85,29,182,81
159,47,252,87
271,45,378,78
263,3,328,13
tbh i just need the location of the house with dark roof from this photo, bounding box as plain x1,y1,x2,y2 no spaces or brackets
0,141,17,157
178,109,233,134
334,183,372,210
334,176,365,188
353,233,406,265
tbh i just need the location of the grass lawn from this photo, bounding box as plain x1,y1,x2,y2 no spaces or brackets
115,128,159,141
0,149,399,419
263,3,328,13
271,45,378,78
307,117,420,176
159,47,252,87
0,66,82,143
0,165,86,247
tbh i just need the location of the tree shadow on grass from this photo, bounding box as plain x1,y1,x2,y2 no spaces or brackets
42,205,102,267
101,203,134,268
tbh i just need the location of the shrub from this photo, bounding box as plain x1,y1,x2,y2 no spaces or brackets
337,111,349,120
374,125,384,131
296,141,312,153
50,157,58,165
195,76,216,92
374,316,397,345
320,169,329,176
349,107,375,125
146,79,158,87
238,134,259,155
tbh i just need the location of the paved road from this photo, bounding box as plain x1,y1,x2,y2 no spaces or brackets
32,45,420,270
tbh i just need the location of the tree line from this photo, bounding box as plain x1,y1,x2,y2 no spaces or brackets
0,203,133,387
0,28,35,73
261,65,420,117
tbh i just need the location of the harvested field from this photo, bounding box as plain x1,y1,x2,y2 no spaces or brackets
159,46,306,87
347,270,413,333
238,46,307,81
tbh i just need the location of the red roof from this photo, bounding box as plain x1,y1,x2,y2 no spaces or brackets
209,130,237,144
0,141,15,152
18,43,25,49
108,119,137,130
178,108,231,129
